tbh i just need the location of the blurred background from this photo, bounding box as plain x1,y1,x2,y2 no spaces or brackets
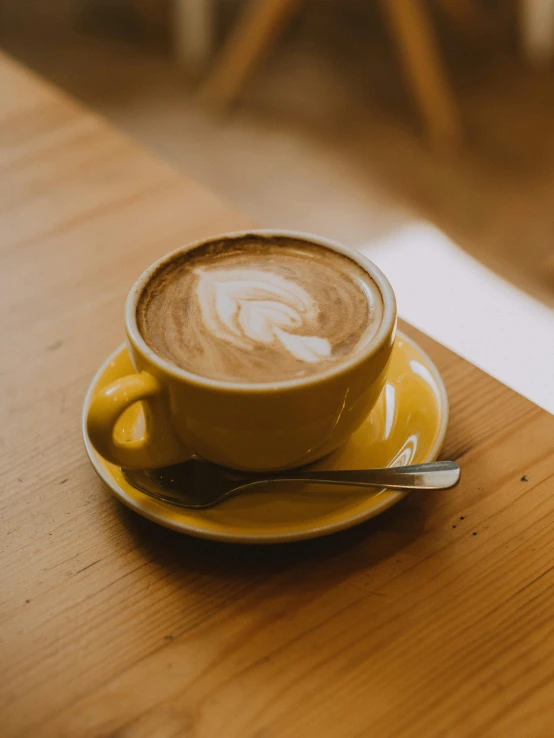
1,0,553,410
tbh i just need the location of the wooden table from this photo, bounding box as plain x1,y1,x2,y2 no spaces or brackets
1,51,553,738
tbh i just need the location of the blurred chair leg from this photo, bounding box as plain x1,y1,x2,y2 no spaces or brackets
382,0,462,149
199,0,305,111
174,0,215,79
521,0,554,65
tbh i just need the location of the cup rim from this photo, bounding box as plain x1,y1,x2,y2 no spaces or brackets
126,229,397,393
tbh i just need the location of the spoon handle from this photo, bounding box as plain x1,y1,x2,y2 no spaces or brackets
268,461,460,490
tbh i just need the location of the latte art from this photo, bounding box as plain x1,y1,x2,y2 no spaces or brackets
137,235,384,383
195,268,332,362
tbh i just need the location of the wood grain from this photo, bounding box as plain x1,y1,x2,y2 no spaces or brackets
1,51,553,738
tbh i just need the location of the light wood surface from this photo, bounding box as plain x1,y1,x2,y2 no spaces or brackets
1,51,553,738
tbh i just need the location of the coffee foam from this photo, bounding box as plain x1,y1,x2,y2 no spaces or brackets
195,267,332,362
137,235,383,383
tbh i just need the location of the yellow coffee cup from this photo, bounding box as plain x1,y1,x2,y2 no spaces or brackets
86,230,397,471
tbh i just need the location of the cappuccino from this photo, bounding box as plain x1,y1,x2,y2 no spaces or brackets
137,234,384,383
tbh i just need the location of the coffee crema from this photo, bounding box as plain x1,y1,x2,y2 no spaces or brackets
136,235,384,383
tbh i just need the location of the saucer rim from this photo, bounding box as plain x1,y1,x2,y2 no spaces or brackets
82,331,449,543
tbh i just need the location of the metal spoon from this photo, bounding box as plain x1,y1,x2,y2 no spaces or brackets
122,459,460,510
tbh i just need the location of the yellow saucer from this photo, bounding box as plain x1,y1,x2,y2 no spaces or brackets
82,331,448,543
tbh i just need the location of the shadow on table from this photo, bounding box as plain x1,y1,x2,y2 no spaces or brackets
111,490,435,591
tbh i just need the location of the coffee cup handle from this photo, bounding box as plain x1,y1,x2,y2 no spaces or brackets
86,372,187,469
